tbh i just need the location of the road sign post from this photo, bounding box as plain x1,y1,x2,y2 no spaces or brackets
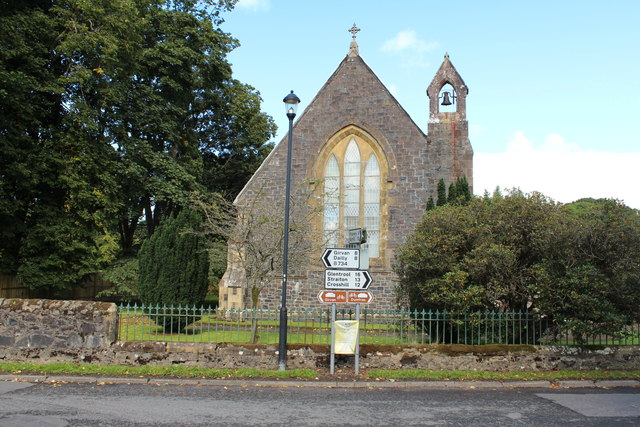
329,302,361,375
321,242,372,376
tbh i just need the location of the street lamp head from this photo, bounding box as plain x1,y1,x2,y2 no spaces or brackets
283,90,300,118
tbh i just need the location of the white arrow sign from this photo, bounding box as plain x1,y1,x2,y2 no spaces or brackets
322,248,360,269
324,269,372,290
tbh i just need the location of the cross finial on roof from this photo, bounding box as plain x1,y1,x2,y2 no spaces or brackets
348,23,360,57
349,23,360,40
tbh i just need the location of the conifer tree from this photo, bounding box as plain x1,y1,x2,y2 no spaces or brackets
492,186,503,200
455,176,472,204
436,179,447,206
138,208,209,332
447,182,459,204
426,197,436,211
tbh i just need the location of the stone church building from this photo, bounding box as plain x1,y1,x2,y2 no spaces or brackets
218,28,473,310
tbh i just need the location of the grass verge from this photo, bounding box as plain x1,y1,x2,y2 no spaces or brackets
0,363,318,380
1,363,639,382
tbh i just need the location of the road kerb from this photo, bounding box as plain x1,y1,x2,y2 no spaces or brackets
1,375,639,389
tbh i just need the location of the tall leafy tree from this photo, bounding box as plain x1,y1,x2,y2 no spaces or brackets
0,1,56,273
0,0,275,294
0,0,122,292
200,81,276,199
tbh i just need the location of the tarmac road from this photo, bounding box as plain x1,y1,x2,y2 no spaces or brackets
0,376,639,426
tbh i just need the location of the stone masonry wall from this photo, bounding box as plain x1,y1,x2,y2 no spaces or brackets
2,341,640,372
0,298,117,349
2,299,637,371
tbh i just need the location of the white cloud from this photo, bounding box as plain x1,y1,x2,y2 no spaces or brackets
541,133,579,152
381,30,437,53
505,131,580,154
506,130,534,153
381,30,437,68
474,131,640,209
236,0,270,12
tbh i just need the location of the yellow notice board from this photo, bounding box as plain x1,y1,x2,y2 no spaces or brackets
334,320,359,354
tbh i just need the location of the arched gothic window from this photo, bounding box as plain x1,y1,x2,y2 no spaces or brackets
322,136,381,257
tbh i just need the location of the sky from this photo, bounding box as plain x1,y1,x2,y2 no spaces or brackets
220,0,640,208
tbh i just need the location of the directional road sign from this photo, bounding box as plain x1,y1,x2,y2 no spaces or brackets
317,290,374,304
322,248,360,269
346,291,373,304
317,290,348,303
324,269,372,290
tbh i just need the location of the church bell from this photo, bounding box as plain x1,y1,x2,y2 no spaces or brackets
441,91,453,106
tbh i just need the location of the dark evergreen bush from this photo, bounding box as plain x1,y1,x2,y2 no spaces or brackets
138,208,209,332
436,178,447,206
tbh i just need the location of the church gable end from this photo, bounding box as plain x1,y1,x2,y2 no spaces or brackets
220,29,473,311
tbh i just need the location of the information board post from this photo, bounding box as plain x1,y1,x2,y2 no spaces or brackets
329,302,362,376
330,303,336,375
355,303,360,375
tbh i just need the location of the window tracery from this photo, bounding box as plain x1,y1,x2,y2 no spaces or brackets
321,136,382,257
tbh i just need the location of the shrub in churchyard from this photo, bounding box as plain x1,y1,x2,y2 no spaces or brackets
395,190,640,343
137,208,209,333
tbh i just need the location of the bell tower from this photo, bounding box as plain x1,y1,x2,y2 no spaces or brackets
427,53,473,189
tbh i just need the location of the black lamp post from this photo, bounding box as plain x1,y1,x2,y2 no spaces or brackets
278,90,300,371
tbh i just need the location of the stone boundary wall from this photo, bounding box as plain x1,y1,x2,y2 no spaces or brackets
0,298,117,349
2,342,640,372
0,298,639,371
